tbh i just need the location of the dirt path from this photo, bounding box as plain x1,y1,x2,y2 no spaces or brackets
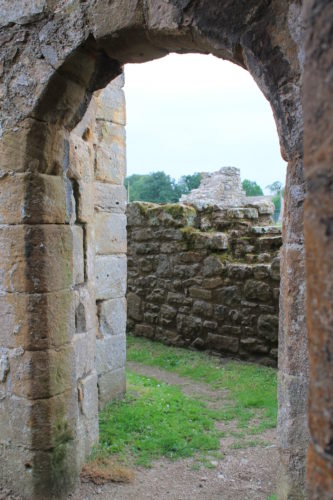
72,363,278,500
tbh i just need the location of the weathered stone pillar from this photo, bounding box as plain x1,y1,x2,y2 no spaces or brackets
278,155,309,498
93,76,127,407
303,0,333,497
0,122,81,497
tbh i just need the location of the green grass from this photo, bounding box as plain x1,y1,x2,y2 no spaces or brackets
95,336,277,468
99,371,222,467
127,335,277,430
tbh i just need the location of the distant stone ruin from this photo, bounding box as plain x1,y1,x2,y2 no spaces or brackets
180,167,274,216
127,177,280,365
180,167,246,208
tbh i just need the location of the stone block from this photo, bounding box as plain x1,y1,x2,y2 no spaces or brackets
96,85,126,125
257,314,279,341
203,320,218,330
74,284,97,333
189,287,212,300
244,208,258,219
79,370,98,420
160,304,177,319
192,300,213,317
95,212,127,254
176,314,202,335
240,337,270,354
85,223,96,283
0,387,78,451
259,235,283,251
252,264,271,280
227,208,245,219
135,324,155,338
73,330,96,380
146,288,166,303
214,304,228,320
98,367,126,409
278,372,309,449
72,225,84,285
10,345,76,399
202,277,223,289
0,173,75,224
69,133,93,182
98,297,126,336
94,182,127,213
244,279,272,302
0,0,47,27
75,180,94,222
219,325,241,337
206,333,239,353
216,286,239,306
227,264,252,280
279,244,307,375
127,292,143,321
95,143,126,185
77,413,99,466
167,292,192,306
95,255,126,300
0,119,66,175
270,256,280,281
95,335,126,376
0,225,73,293
0,289,75,350
202,255,224,277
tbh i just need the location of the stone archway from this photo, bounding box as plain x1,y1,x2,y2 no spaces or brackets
0,1,322,498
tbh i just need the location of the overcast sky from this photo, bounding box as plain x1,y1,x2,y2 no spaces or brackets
124,53,287,193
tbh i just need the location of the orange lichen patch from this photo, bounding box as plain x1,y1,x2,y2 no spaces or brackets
81,457,134,485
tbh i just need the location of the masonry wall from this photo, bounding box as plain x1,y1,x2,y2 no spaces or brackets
127,202,281,366
0,1,312,496
69,74,127,416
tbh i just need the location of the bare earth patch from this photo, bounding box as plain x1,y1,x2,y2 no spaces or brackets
71,363,277,500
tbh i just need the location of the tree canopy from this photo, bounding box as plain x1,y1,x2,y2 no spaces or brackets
125,172,201,203
266,181,283,194
242,179,264,196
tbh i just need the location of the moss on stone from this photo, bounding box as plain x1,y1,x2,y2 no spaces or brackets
135,202,156,216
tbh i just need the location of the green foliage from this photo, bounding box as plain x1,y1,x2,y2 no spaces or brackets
266,181,282,194
99,371,220,466
265,181,285,222
272,192,281,215
242,179,264,196
127,335,277,430
125,171,201,203
177,173,201,195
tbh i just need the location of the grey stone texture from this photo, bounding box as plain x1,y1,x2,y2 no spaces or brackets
180,166,247,208
127,202,281,367
1,0,329,497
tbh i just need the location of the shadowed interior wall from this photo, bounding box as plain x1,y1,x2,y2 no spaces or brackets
0,1,312,498
303,0,333,497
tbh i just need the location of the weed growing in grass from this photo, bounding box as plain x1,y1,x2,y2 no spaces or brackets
99,371,222,467
127,335,277,430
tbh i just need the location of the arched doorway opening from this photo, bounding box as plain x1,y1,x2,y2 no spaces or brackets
0,2,308,498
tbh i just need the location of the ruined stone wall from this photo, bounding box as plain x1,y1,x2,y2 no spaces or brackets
0,0,313,497
127,202,281,366
0,73,127,496
69,74,127,416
